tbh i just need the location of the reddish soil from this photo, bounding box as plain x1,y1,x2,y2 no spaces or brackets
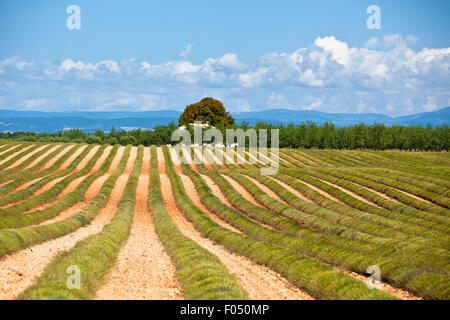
159,172,314,300
95,147,182,300
0,148,137,300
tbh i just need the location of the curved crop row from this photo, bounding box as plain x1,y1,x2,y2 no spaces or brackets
0,144,44,176
213,166,449,271
0,143,33,164
300,150,359,167
338,168,450,208
17,146,142,300
0,144,58,177
290,149,336,166
0,146,130,260
0,145,106,217
0,145,94,210
240,169,448,254
302,168,450,226
0,144,81,196
149,146,248,299
280,149,317,166
359,167,450,191
0,142,26,160
0,146,118,229
203,165,450,277
165,147,396,300
297,169,450,234
317,168,450,217
280,168,450,240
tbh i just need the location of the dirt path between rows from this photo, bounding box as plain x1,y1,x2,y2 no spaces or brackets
290,176,347,205
34,145,75,173
0,147,137,300
38,146,124,226
180,173,244,234
267,176,313,203
2,145,47,171
242,175,422,300
205,148,229,169
11,145,90,194
95,147,182,300
245,150,266,167
200,174,277,232
309,175,384,209
220,174,263,208
160,173,314,300
274,152,297,167
255,150,282,168
0,145,35,167
221,149,244,169
335,176,408,205
18,145,62,173
192,147,215,171
0,145,21,157
240,174,288,205
232,149,258,168
2,146,106,212
169,147,183,174
280,151,314,166
157,151,314,300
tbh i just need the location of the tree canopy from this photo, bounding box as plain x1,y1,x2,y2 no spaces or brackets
178,97,235,126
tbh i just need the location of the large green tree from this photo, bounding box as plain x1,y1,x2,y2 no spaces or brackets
178,97,235,126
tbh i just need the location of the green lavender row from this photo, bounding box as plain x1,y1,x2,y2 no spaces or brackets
17,146,140,300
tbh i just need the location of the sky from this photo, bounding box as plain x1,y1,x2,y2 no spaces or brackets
0,0,449,116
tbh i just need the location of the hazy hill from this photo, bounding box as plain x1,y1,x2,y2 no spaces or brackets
0,107,448,133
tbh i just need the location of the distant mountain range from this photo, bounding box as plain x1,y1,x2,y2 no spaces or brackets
0,107,448,133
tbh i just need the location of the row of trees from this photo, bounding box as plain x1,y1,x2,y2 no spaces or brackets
0,122,448,151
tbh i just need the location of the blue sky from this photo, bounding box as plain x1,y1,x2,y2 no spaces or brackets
0,0,449,115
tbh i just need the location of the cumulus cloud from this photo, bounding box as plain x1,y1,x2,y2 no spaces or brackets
0,34,448,115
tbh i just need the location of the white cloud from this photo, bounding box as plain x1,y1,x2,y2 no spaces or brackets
315,36,350,67
1,34,449,116
422,96,439,112
23,98,50,108
302,97,323,110
298,69,324,87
